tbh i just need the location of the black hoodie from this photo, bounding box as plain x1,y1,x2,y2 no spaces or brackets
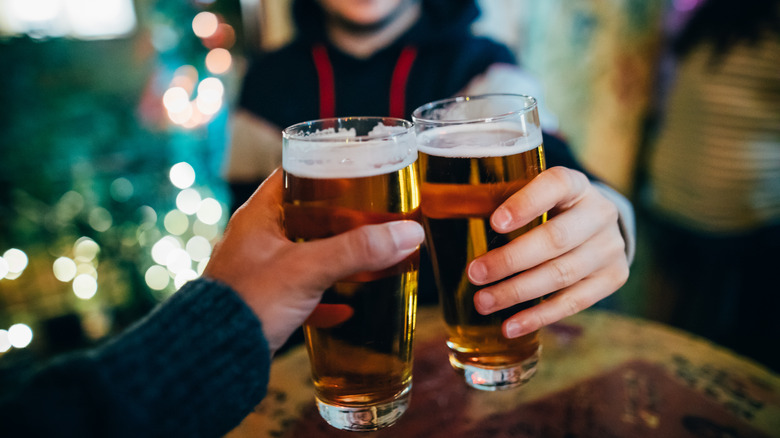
232,0,587,202
238,0,516,127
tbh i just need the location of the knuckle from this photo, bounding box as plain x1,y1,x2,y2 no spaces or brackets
549,166,587,193
545,219,571,252
559,293,584,318
612,261,630,287
499,247,522,274
548,258,576,289
604,227,627,260
349,226,383,266
532,311,549,331
507,280,530,307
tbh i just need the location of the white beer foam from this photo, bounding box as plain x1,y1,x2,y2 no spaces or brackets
284,124,417,179
416,122,543,158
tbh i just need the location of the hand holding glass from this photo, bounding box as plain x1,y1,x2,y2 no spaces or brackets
282,117,420,431
413,94,547,391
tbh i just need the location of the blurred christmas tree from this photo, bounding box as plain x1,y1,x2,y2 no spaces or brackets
0,0,244,366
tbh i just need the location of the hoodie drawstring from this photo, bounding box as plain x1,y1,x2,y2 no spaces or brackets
311,43,418,119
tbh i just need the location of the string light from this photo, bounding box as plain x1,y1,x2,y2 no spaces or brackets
169,162,196,189
3,249,29,277
176,188,202,215
0,330,11,353
145,265,170,291
8,323,33,349
53,257,78,282
191,11,218,38
196,198,223,225
73,274,98,300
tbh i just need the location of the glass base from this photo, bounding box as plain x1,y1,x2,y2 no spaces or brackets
449,346,541,391
315,384,411,431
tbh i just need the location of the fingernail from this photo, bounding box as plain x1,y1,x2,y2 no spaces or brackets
505,321,522,338
493,207,512,230
475,291,494,313
389,221,424,251
468,260,487,284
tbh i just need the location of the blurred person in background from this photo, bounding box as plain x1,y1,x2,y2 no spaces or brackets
225,0,564,204
642,0,780,371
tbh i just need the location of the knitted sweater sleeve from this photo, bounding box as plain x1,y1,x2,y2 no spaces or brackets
0,278,271,438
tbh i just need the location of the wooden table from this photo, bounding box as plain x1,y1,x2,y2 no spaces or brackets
226,307,780,437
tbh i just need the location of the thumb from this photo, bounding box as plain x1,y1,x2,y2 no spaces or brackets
298,220,425,290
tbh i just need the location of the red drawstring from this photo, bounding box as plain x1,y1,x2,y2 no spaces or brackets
389,46,418,118
311,43,336,118
311,44,417,119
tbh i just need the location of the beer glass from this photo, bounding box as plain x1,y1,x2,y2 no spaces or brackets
412,94,547,391
282,117,420,431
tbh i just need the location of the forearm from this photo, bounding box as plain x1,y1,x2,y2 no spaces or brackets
0,278,271,438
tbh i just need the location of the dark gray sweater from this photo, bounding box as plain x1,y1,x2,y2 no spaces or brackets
0,278,271,437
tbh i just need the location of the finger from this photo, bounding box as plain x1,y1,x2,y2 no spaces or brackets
304,303,355,328
490,167,590,233
213,169,286,263
473,228,614,314
469,194,615,286
238,168,283,218
297,220,425,290
501,264,629,338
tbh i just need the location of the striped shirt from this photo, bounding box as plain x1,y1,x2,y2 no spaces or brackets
648,33,780,233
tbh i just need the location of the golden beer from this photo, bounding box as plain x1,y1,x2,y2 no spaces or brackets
282,117,420,431
414,95,547,390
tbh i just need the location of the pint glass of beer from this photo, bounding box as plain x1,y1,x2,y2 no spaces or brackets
282,117,420,431
412,94,546,391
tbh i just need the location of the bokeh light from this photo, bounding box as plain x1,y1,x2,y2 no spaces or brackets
197,198,223,225
165,248,192,275
0,258,8,280
196,77,224,115
163,86,190,114
65,0,137,39
138,205,158,224
56,191,85,222
9,0,60,23
88,207,113,232
198,77,224,100
73,274,98,299
76,263,97,279
0,330,11,353
8,323,33,349
81,310,111,341
151,236,182,265
110,177,134,202
169,162,196,189
53,257,78,282
171,65,198,95
74,237,100,262
174,269,199,289
205,48,232,74
193,219,219,240
192,11,218,38
4,249,28,275
176,188,202,215
164,210,189,235
196,95,222,115
145,265,170,291
197,257,210,276
185,235,212,261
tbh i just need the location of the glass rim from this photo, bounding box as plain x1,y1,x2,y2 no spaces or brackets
282,116,413,143
411,93,538,126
